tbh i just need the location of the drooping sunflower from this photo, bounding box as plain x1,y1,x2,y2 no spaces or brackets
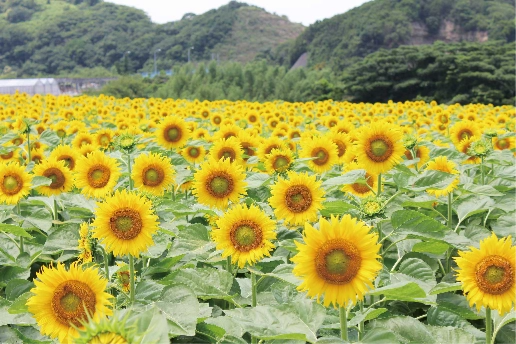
264,147,294,174
454,233,515,315
269,171,325,226
425,156,460,197
49,145,81,171
192,158,247,209
33,158,73,196
0,161,32,204
209,137,244,165
26,262,113,344
299,135,339,174
291,215,382,308
354,122,404,175
91,189,159,257
74,150,121,199
156,116,190,149
131,152,174,196
212,204,276,268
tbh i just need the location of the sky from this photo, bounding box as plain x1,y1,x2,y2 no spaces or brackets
106,0,370,26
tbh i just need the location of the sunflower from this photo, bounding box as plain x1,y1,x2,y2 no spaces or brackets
91,189,159,257
131,152,174,196
0,162,32,204
457,136,481,164
95,129,114,149
300,135,339,173
342,168,378,198
212,204,276,268
449,121,481,146
492,136,515,151
178,144,204,164
49,145,81,171
291,215,382,308
354,123,404,175
425,156,460,197
192,158,247,209
74,311,140,344
329,131,354,164
74,150,121,199
454,233,515,315
72,132,95,150
209,137,244,165
403,145,430,169
156,116,190,149
257,136,287,162
33,158,73,196
269,171,325,226
264,147,294,174
26,262,112,344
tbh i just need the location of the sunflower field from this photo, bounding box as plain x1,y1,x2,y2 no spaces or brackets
0,93,515,344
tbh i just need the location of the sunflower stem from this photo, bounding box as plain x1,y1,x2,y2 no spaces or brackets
447,193,452,229
377,174,382,196
480,156,485,185
126,154,133,191
26,130,31,165
129,254,135,304
16,203,23,253
53,198,59,224
251,272,258,344
339,305,348,341
486,307,493,344
358,301,365,340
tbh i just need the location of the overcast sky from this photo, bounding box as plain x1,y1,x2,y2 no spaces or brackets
106,0,370,26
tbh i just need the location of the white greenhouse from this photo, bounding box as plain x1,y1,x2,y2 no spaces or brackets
0,78,61,96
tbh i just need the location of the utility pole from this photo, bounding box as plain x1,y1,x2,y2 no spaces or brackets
153,48,161,76
188,46,194,63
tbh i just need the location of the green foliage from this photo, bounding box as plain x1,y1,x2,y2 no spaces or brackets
285,0,515,70
0,0,303,77
342,41,515,105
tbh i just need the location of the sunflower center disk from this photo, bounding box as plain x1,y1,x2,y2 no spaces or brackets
475,255,514,295
2,175,22,195
59,155,75,170
220,149,235,161
273,156,289,170
88,165,111,188
312,148,329,166
230,220,263,252
316,239,362,285
335,141,346,157
189,147,199,157
460,130,472,141
44,167,65,189
56,129,66,138
352,175,373,194
285,185,312,213
366,136,393,162
52,280,96,326
207,174,233,198
143,166,164,186
166,126,181,142
497,139,508,149
110,208,143,240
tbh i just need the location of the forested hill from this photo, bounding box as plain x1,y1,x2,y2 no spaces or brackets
0,0,304,77
283,0,515,70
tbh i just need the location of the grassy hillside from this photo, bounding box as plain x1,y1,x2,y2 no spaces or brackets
0,0,304,77
285,0,515,70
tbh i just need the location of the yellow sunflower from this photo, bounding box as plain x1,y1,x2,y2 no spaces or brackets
49,145,81,171
457,136,481,164
425,156,460,197
342,167,378,198
212,204,276,268
209,137,244,165
74,150,121,199
291,215,382,308
33,158,73,196
181,145,206,164
269,171,325,226
156,116,190,149
264,147,294,174
299,135,339,174
26,262,112,344
454,233,515,315
91,189,159,257
329,131,354,164
72,132,95,150
492,136,515,152
192,158,247,209
257,136,287,162
403,145,430,169
131,152,174,196
355,122,404,175
450,121,481,146
0,162,32,204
